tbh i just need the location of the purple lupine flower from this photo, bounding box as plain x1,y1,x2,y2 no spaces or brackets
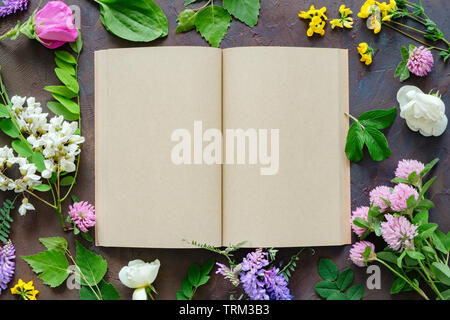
264,267,293,300
0,240,15,294
0,0,28,18
240,249,270,300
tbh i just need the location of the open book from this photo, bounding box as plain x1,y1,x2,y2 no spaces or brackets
95,46,350,248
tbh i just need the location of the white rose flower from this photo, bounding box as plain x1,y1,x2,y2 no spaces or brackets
397,85,447,137
118,259,160,300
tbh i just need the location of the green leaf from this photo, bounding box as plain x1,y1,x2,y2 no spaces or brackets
353,217,370,229
416,199,434,210
223,0,260,27
60,175,74,187
374,219,382,236
362,126,392,162
327,291,349,300
420,158,439,177
358,108,397,130
413,210,428,226
314,281,340,299
318,258,338,281
182,277,193,298
406,195,417,208
176,290,189,300
39,237,68,253
70,31,83,54
55,58,75,75
0,118,20,138
52,94,80,115
195,5,231,47
440,50,450,62
80,280,120,300
55,68,79,93
72,195,80,203
81,231,94,242
431,262,450,286
336,268,354,291
419,176,436,199
401,46,410,61
55,50,77,65
405,250,425,260
96,0,169,42
12,139,33,157
391,177,410,184
176,9,197,33
399,65,410,82
201,258,215,276
33,184,52,192
22,249,70,287
441,289,450,300
0,103,10,117
29,151,46,172
394,61,406,77
346,283,364,300
390,277,406,294
75,240,107,286
376,251,398,264
345,122,365,162
397,250,406,268
44,86,77,99
187,263,201,286
197,275,210,286
47,101,79,121
418,223,437,239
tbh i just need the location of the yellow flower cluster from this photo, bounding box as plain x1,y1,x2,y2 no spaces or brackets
358,0,397,34
298,5,328,37
357,42,375,65
330,5,354,29
10,279,39,300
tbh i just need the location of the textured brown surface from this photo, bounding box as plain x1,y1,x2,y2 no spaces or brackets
0,0,448,300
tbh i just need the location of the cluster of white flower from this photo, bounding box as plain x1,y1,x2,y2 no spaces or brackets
0,96,85,215
11,96,84,179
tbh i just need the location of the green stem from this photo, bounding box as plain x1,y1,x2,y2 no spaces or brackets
376,258,429,300
383,23,447,51
67,251,102,300
418,259,444,300
344,112,365,129
389,20,427,34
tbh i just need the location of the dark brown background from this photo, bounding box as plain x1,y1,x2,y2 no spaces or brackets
0,0,448,300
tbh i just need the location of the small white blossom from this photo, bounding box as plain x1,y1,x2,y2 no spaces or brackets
18,198,35,216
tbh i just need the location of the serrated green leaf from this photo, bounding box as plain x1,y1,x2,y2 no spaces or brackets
359,108,397,131
346,283,364,300
0,118,20,138
47,101,79,121
55,50,77,65
176,9,196,33
52,94,80,115
187,263,201,286
345,122,365,162
223,0,260,27
55,68,79,93
362,126,392,162
318,258,338,281
80,280,120,300
195,5,231,47
75,240,107,286
44,86,77,99
314,281,339,298
336,268,354,291
12,139,33,157
39,237,68,253
22,249,70,287
96,0,168,42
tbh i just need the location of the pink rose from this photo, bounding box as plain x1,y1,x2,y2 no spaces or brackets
34,1,78,49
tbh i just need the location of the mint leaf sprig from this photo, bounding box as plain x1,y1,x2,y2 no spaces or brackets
176,259,215,300
314,258,364,300
176,0,261,47
345,108,397,162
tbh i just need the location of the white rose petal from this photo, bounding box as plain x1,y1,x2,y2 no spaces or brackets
397,85,447,137
118,259,160,289
132,287,148,300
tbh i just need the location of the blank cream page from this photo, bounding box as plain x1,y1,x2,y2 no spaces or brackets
95,47,222,248
222,47,350,247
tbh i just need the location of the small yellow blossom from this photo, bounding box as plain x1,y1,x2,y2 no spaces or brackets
357,42,375,66
298,5,328,21
330,4,354,29
11,279,39,300
357,0,377,18
307,16,326,37
377,0,397,21
368,14,382,34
